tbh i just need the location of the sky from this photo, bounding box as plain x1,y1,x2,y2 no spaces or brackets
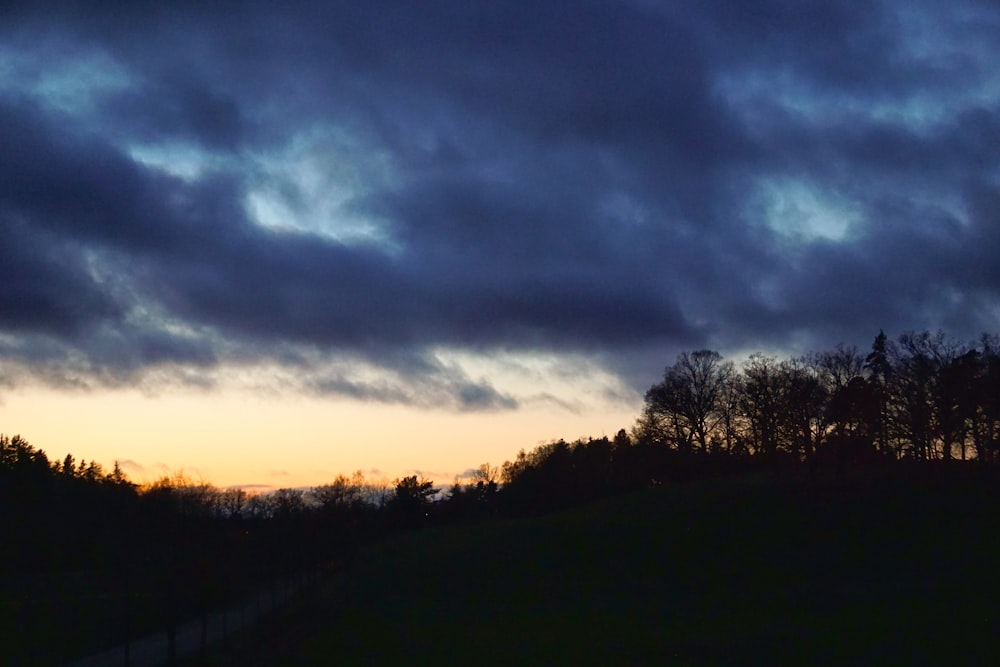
2,1,1000,488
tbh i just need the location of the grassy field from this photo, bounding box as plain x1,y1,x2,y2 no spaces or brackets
201,466,1000,665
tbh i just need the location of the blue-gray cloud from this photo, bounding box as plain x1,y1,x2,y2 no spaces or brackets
2,0,999,407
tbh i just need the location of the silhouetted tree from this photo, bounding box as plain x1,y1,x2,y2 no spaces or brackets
865,330,894,456
640,350,733,454
310,475,363,512
271,487,307,519
217,487,250,519
109,460,130,486
443,466,499,521
780,357,827,461
0,433,50,475
638,381,688,450
891,331,974,460
739,355,785,459
60,453,76,477
388,476,437,527
935,348,979,461
972,336,1000,462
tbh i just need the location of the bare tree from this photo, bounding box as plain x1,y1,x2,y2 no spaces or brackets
309,474,363,511
780,357,827,461
894,331,962,459
218,487,249,519
472,462,500,486
739,354,785,458
641,350,733,453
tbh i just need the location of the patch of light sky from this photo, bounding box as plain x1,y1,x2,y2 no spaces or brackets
718,28,1000,134
888,6,1000,122
721,69,918,130
599,190,651,229
429,348,639,411
723,327,835,368
756,177,859,244
0,43,131,119
127,143,232,182
243,127,399,250
195,345,639,417
893,3,998,69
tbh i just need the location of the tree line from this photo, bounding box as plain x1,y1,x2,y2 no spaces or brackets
635,330,1000,464
5,328,1000,663
469,329,1000,514
0,434,447,664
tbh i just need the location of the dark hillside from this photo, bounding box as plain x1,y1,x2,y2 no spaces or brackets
208,465,1000,666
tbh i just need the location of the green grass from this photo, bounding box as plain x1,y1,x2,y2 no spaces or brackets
202,468,1000,666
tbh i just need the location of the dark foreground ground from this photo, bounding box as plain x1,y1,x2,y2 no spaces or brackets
193,465,1000,666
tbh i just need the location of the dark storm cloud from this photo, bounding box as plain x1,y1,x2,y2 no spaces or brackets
0,218,120,335
2,0,999,405
103,73,247,150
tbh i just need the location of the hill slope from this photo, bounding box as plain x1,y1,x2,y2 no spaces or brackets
212,467,1000,665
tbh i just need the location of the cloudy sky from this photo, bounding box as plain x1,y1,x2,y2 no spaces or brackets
2,1,999,486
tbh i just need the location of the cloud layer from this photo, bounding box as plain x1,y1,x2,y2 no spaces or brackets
2,1,999,408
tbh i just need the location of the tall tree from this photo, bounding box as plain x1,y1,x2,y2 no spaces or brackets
973,335,1000,462
935,349,979,461
864,331,895,456
780,358,827,461
893,331,959,459
389,476,438,526
739,355,785,458
641,350,733,453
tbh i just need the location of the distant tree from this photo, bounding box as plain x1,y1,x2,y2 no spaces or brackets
815,344,866,393
472,463,500,486
60,453,76,476
357,472,393,508
0,434,50,474
569,437,616,497
468,463,500,510
271,488,307,519
612,428,631,450
143,473,220,518
388,476,437,526
109,460,130,485
246,492,274,520
82,459,105,482
309,474,365,516
444,466,499,521
218,487,249,519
